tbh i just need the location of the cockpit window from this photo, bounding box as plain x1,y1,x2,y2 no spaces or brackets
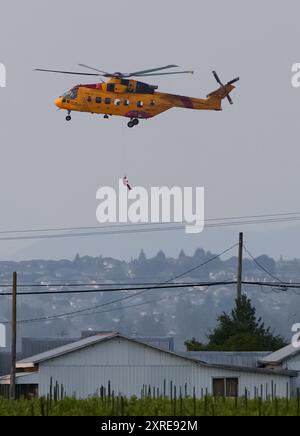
62,88,78,100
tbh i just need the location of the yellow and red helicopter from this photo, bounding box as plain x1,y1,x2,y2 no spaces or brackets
35,65,239,128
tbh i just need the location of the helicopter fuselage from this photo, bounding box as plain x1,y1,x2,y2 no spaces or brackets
55,77,230,121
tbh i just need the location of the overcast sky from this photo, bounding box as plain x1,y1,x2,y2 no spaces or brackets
0,0,300,261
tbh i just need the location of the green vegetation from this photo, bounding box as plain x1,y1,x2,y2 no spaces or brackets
185,295,287,351
0,396,299,416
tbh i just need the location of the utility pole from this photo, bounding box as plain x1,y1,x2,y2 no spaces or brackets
10,271,17,400
237,232,243,303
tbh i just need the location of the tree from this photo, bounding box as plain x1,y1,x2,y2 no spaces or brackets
185,295,287,352
184,337,205,351
138,250,147,263
178,250,187,261
256,255,276,274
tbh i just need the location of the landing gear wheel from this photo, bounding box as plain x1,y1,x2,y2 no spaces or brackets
104,114,109,119
66,115,71,121
133,118,139,126
127,120,135,128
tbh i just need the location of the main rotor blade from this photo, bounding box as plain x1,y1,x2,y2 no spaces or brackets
128,64,179,77
133,70,194,77
35,68,100,76
78,64,111,75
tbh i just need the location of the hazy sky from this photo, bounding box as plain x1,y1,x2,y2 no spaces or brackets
0,0,300,261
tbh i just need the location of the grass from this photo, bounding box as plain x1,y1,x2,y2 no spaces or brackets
0,395,300,416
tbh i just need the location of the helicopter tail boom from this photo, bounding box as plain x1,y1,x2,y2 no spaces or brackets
206,83,236,110
167,72,239,111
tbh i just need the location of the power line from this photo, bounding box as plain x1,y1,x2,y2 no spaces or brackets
8,280,300,325
0,225,184,241
0,281,190,288
243,281,297,288
1,279,300,297
46,287,206,323
0,281,236,296
1,212,300,242
1,279,299,325
1,287,204,325
47,281,300,322
243,244,285,284
1,211,300,235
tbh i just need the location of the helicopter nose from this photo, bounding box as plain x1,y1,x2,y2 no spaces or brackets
55,97,63,108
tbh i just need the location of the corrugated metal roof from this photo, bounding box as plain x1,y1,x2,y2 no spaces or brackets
200,361,297,377
17,332,117,367
81,330,119,339
16,333,297,377
133,336,174,351
183,351,270,368
21,337,80,359
20,334,174,358
259,344,300,365
2,334,175,374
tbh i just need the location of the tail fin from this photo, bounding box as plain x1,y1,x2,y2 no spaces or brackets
206,71,239,110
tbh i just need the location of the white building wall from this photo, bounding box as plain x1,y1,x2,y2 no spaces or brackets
38,337,291,399
285,354,300,394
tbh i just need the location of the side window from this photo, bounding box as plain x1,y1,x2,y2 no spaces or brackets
226,378,238,397
150,99,156,106
213,378,238,397
137,101,144,108
105,97,111,105
107,84,115,93
114,99,121,106
213,379,225,397
124,99,130,106
95,97,102,104
63,88,78,100
72,88,78,99
87,96,92,103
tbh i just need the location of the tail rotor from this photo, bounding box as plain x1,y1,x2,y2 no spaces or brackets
210,71,239,105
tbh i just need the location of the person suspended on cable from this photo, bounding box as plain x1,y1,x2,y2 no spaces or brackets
123,176,132,191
